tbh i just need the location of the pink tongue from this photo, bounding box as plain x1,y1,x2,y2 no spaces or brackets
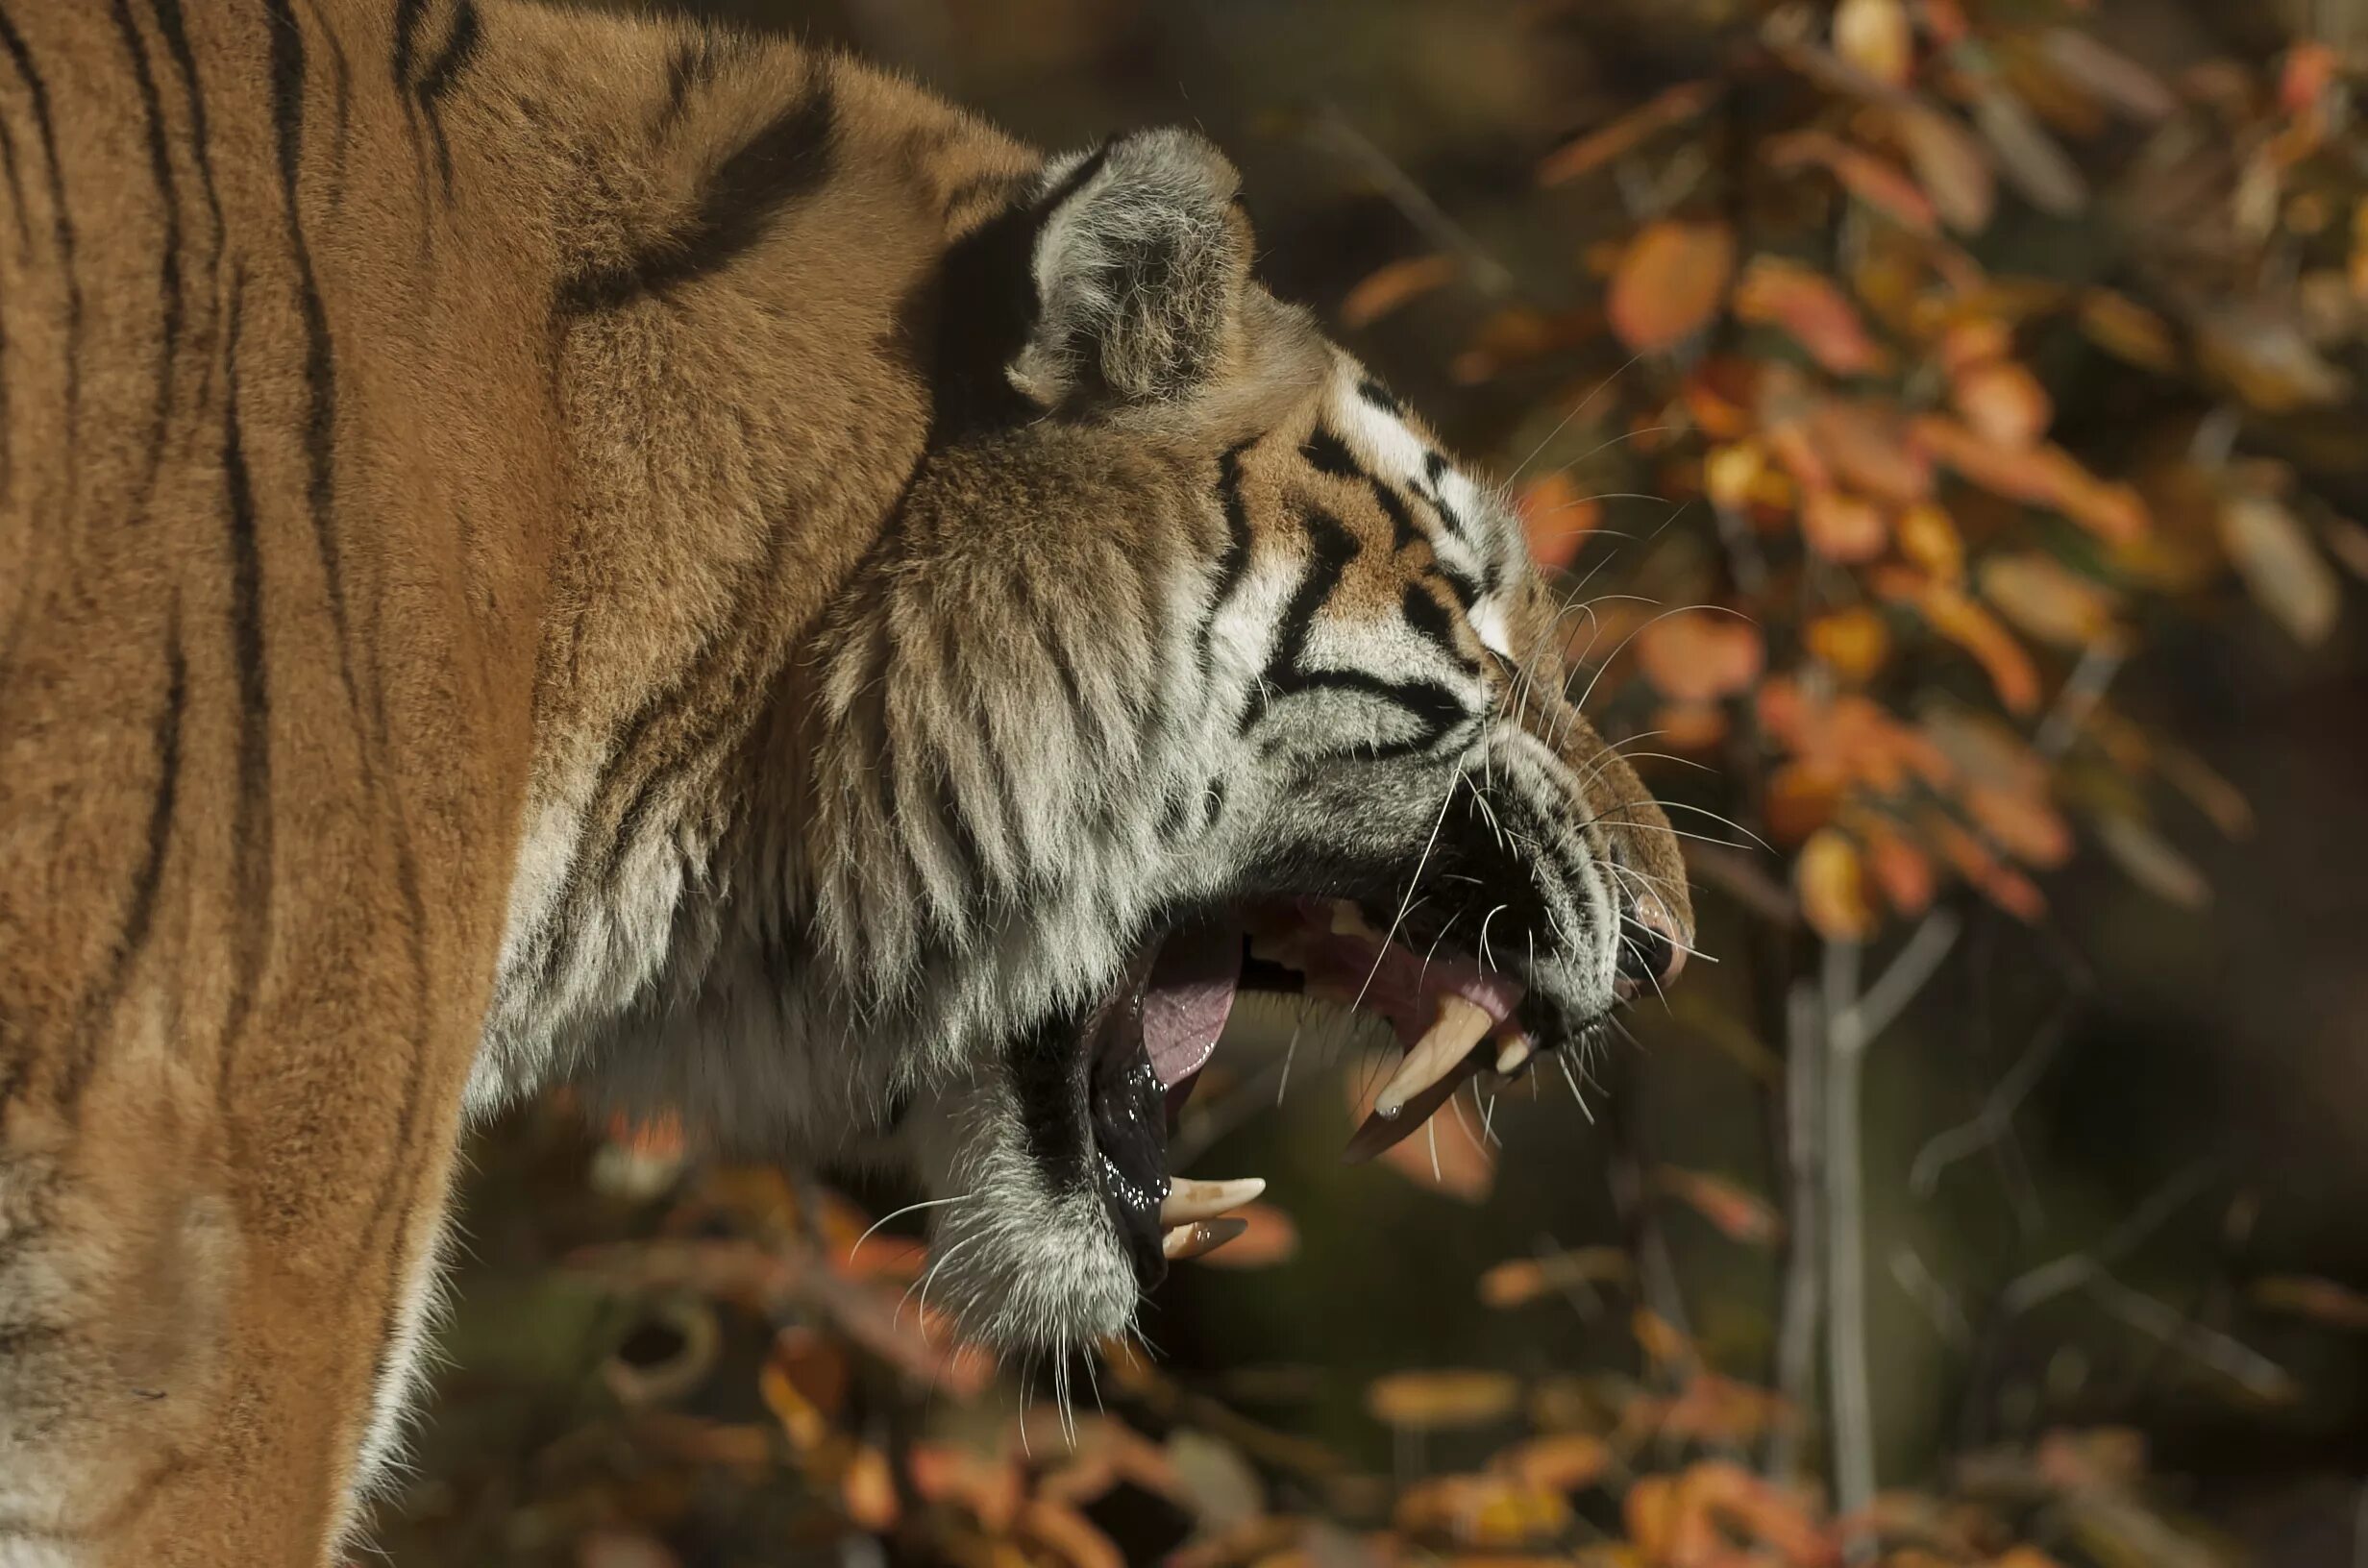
1141,922,1242,1089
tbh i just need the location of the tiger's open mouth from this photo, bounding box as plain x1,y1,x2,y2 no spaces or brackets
1061,894,1656,1287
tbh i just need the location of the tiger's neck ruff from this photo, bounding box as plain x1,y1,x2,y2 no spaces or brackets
0,2,1690,1560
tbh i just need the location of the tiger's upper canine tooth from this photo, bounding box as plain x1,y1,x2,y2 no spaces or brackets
1162,1217,1249,1261
1160,1176,1265,1226
1375,993,1494,1116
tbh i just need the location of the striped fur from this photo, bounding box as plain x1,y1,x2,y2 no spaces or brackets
0,2,1690,1561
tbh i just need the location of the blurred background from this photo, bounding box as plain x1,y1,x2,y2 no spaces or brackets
383,2,2368,1563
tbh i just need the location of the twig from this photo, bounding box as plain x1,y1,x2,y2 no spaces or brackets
1766,980,1824,1482
1909,1004,2071,1202
1999,1164,2221,1316
1818,911,1960,1557
1821,941,1877,1560
2034,641,2124,760
1888,1246,1973,1351
1307,103,1522,299
1837,912,1962,1048
2084,1272,2294,1402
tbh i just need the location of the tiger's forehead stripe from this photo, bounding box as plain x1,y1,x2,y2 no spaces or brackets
1325,366,1519,660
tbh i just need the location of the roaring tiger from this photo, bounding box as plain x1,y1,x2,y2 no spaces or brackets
0,0,1693,1559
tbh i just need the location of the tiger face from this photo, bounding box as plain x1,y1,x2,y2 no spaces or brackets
668,129,1695,1354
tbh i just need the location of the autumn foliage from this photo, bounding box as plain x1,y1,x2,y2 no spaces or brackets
391,5,2368,1566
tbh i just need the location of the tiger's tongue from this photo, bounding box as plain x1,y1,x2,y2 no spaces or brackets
1142,920,1242,1090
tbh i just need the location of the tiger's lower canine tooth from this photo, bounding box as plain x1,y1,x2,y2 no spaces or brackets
1160,1176,1265,1226
1162,1217,1249,1261
1375,993,1494,1115
1494,1038,1534,1078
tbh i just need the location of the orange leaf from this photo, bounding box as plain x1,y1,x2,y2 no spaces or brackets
1895,104,1996,233
1807,399,1933,505
2094,812,2208,909
1498,1433,1613,1494
1624,1475,1680,1560
1766,131,1937,237
1020,1498,1124,1568
1911,417,2147,544
1801,490,1890,563
1735,257,1888,374
2250,1274,2368,1330
842,1443,900,1531
1922,584,2042,715
1538,81,1721,186
1765,759,1845,845
1665,1461,1837,1566
1341,254,1459,331
1834,0,1912,86
2078,289,2177,372
2282,40,2339,117
1859,815,1936,914
1799,829,1879,942
1921,808,2047,921
1965,782,2073,869
760,1327,849,1451
1609,220,1736,353
1517,471,1603,573
1897,501,1966,580
1978,551,2119,648
2221,491,2340,645
1656,701,1731,752
1656,1165,1784,1245
1368,1370,1521,1430
1196,1200,1300,1268
1636,610,1764,702
1952,358,2053,449
1806,607,1891,683
1396,1473,1571,1547
1632,1307,1697,1369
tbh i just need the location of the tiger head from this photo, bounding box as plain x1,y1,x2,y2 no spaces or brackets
745,129,1690,1355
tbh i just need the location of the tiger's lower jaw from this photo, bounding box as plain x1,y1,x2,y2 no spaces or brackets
908,895,1613,1353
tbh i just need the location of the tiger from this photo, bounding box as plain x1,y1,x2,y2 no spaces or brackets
0,0,1694,1560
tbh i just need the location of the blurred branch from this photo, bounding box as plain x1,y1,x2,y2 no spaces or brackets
1909,1003,2071,1204
1888,1245,1973,1352
1306,102,1524,300
1766,979,1823,1483
1820,911,1961,1556
1821,939,1876,1559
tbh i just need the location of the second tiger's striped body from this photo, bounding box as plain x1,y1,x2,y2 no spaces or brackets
0,3,1690,1560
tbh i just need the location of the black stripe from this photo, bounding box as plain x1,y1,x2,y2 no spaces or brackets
1298,427,1358,479
60,625,186,1107
557,64,838,314
293,0,352,213
389,0,429,92
0,3,82,458
1368,475,1419,552
261,0,351,681
1401,580,1477,674
217,274,273,1073
0,104,28,249
147,0,225,326
111,0,183,513
654,36,718,138
1356,377,1405,417
414,0,479,196
1246,511,1470,755
1193,437,1257,679
1437,562,1483,611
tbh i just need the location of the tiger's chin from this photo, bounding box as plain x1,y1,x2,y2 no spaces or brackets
903,890,1644,1355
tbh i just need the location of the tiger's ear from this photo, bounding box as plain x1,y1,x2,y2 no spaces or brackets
1007,129,1252,412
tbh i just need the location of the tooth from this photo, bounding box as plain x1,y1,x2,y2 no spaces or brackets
1494,1037,1534,1078
1374,994,1494,1116
1162,1217,1248,1261
1342,1055,1482,1164
1159,1176,1265,1226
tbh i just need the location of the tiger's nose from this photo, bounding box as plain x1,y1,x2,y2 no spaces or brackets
1614,896,1687,999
